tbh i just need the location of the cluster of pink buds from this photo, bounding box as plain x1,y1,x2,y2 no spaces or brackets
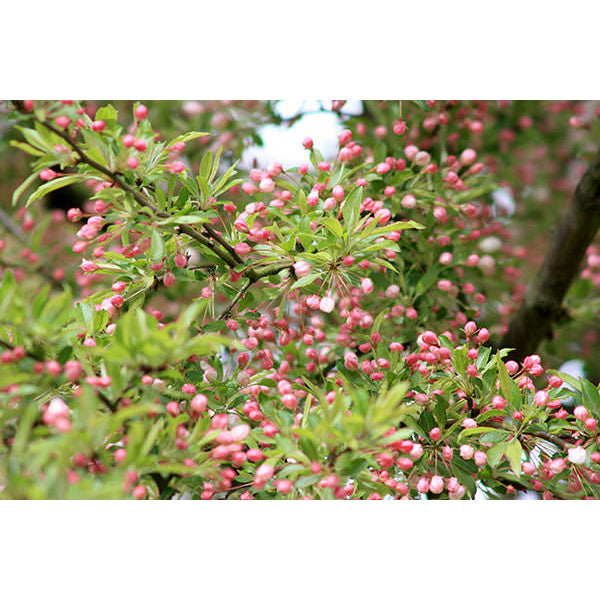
42,397,71,432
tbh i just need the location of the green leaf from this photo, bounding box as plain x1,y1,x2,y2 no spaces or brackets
184,333,240,357
16,126,49,151
486,441,507,468
212,161,239,195
321,217,344,237
77,300,95,332
419,410,436,435
199,151,213,180
480,431,510,444
415,266,441,297
496,354,522,409
505,438,522,476
580,379,600,417
95,104,118,123
169,131,210,148
342,187,363,232
375,220,424,235
457,426,500,444
150,229,164,262
12,171,42,206
289,272,320,291
210,145,223,182
9,141,45,156
337,455,368,478
26,175,85,207
410,100,429,111
157,215,209,226
496,354,512,398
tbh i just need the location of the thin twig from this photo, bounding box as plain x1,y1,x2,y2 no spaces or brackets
17,106,292,287
33,117,241,270
0,206,27,243
217,280,252,320
203,222,243,265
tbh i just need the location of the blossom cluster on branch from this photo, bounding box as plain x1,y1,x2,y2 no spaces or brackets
1,99,600,499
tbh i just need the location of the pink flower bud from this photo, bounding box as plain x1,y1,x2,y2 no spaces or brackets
505,361,519,374
405,145,419,161
360,278,373,294
491,395,506,410
410,443,423,460
522,462,536,475
275,480,293,494
256,463,274,481
474,451,487,467
460,444,474,460
182,383,197,395
40,169,57,181
166,401,180,417
319,296,335,313
234,242,252,256
293,260,311,277
163,271,176,287
135,104,148,120
464,321,477,337
534,390,548,407
332,185,345,200
417,477,430,494
568,446,587,465
259,178,275,193
191,394,208,413
414,151,431,167
302,137,313,149
430,475,444,494
230,424,250,441
439,252,453,265
460,148,477,166
338,129,352,145
132,485,146,500
401,194,416,209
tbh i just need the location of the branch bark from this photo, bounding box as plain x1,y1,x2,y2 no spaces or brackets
500,149,600,362
28,112,290,285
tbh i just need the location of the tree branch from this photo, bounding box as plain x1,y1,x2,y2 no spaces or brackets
203,222,243,265
29,112,290,283
31,116,243,271
500,149,600,362
217,279,252,321
0,206,27,243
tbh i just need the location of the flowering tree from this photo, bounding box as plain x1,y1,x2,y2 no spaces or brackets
1,99,600,499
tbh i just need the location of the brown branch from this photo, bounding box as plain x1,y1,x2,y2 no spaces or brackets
32,117,241,270
217,279,252,320
11,105,294,316
203,222,243,265
500,149,600,362
30,114,292,283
